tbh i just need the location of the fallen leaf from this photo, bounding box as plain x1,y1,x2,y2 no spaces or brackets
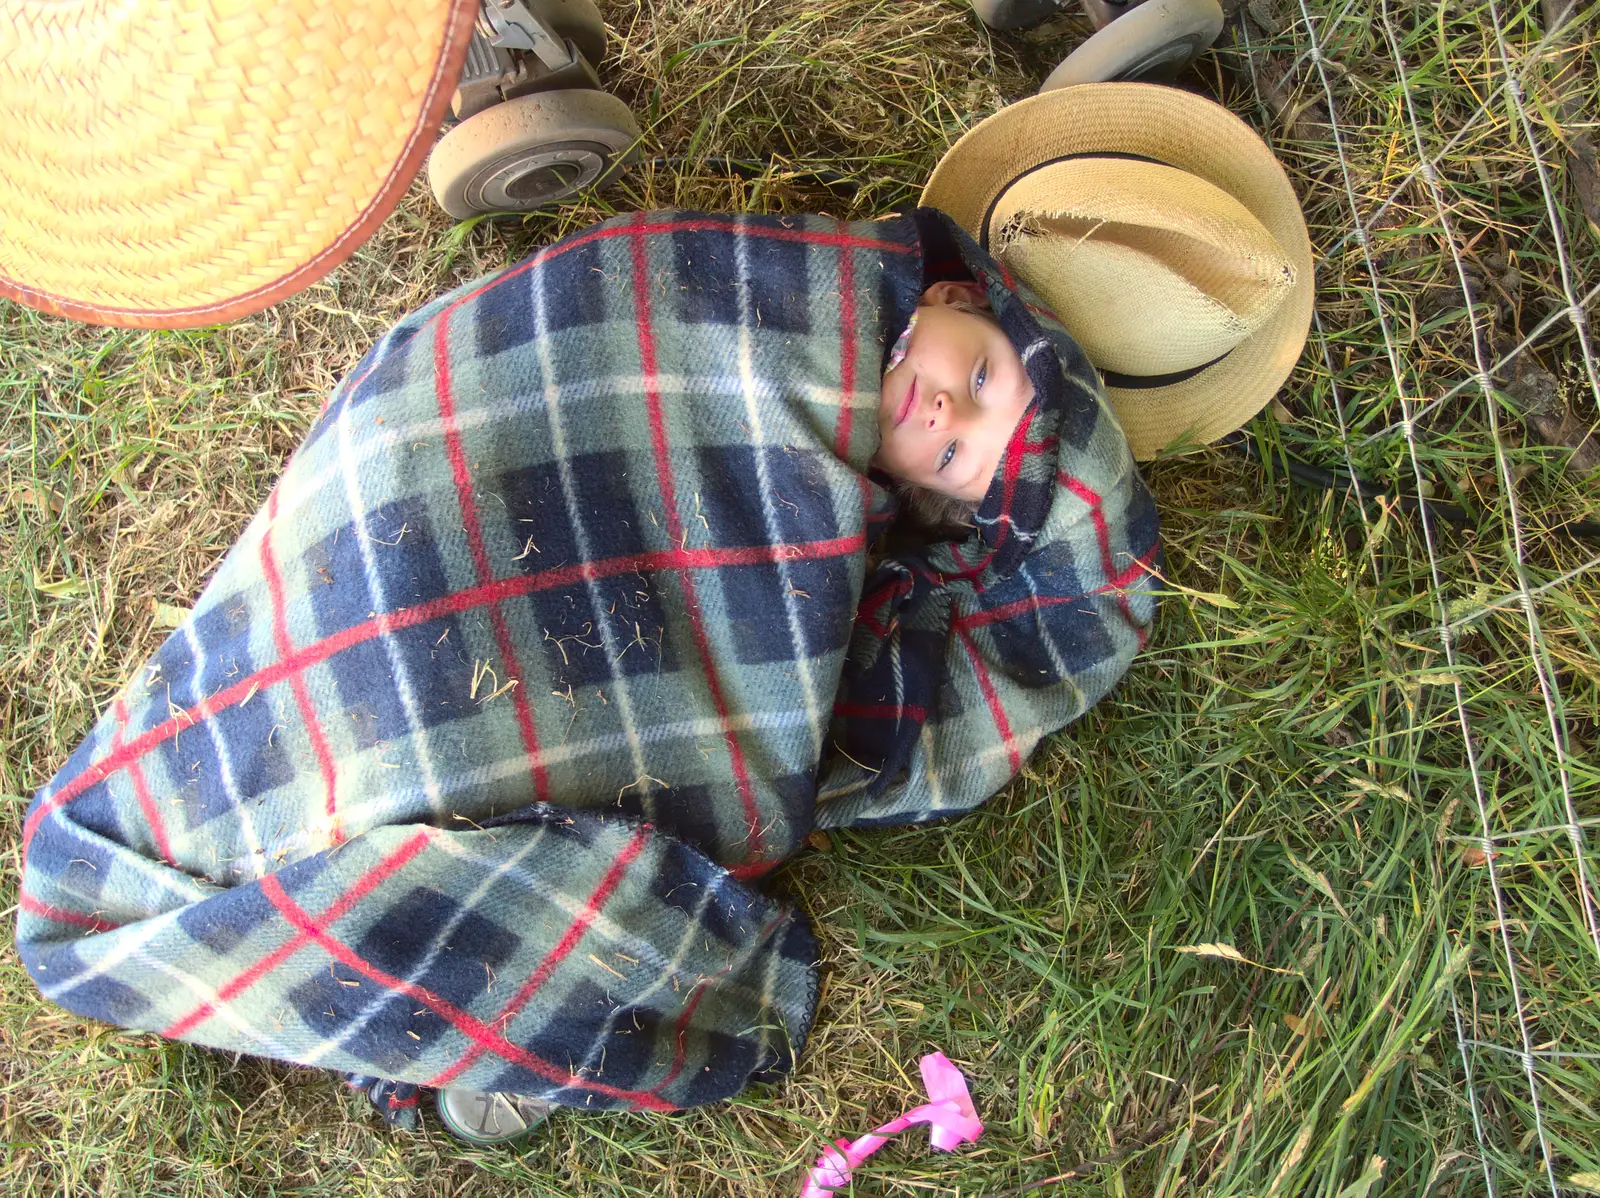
1284,1011,1324,1039
1461,845,1489,867
15,484,64,514
151,601,191,629
33,571,87,598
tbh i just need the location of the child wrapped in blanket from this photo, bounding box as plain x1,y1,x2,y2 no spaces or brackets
15,206,1159,1141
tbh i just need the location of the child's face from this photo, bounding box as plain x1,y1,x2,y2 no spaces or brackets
874,284,1036,503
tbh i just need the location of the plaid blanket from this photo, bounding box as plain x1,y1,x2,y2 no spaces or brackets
16,208,1159,1114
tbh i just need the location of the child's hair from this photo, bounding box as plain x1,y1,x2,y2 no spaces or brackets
893,481,981,534
945,296,990,318
868,482,979,575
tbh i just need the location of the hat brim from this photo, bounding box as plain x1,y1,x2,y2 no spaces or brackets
922,83,1313,459
0,0,477,329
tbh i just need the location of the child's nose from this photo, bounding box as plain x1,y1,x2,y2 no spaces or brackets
924,391,951,432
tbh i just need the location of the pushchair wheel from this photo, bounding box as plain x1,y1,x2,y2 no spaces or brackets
971,0,1068,31
1040,0,1223,89
428,89,640,219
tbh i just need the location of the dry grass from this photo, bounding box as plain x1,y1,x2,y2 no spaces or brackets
4,0,1600,1194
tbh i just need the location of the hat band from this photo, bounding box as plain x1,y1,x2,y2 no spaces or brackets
1100,351,1229,390
982,149,1237,387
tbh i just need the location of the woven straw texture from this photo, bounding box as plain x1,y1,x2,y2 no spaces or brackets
992,158,1295,375
923,83,1313,460
0,0,476,327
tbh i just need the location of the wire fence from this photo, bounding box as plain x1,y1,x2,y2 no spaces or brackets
1227,0,1598,1190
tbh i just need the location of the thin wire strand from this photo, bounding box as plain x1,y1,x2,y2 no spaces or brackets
1431,550,1600,635
1480,0,1600,956
1481,817,1600,841
1299,2,1589,264
1251,0,1600,449
1237,17,1385,593
1452,992,1500,1198
1486,0,1600,405
1293,2,1564,1191
1462,1039,1600,1062
1356,278,1600,447
1384,2,1600,965
1386,0,1600,1185
1373,3,1581,1190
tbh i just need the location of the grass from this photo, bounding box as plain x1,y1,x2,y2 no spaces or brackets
3,0,1598,1193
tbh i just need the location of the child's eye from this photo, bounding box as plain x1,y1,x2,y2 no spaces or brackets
975,362,987,393
939,442,956,472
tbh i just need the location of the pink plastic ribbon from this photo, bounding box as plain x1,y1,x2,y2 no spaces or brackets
800,1052,984,1197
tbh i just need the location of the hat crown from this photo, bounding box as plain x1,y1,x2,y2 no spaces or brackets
990,156,1295,376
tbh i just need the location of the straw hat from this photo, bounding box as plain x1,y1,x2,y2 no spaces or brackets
0,0,476,328
923,82,1313,460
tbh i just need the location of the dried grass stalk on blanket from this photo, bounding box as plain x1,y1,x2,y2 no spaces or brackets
16,209,1159,1111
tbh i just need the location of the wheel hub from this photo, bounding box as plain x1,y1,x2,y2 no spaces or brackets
471,141,609,210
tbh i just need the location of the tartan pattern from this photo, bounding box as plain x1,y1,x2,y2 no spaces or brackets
16,209,911,1109
16,207,1159,1112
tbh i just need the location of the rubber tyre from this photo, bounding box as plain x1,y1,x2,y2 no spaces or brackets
971,0,1066,31
1039,0,1223,89
428,89,640,219
436,1089,553,1145
537,0,607,68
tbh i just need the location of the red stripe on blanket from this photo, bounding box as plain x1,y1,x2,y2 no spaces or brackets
935,419,1062,590
1059,471,1140,632
832,701,929,723
833,222,877,514
950,542,1160,632
647,907,785,1097
957,627,1021,775
433,297,550,802
315,344,389,421
21,533,862,854
423,825,651,1089
425,216,916,340
18,892,121,933
259,873,675,1110
111,699,175,867
163,829,434,1039
629,216,764,866
260,488,345,843
987,405,1036,559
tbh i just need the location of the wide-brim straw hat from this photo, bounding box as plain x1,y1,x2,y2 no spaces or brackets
923,82,1313,460
0,0,476,328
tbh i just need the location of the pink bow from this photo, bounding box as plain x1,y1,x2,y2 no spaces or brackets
800,1052,984,1197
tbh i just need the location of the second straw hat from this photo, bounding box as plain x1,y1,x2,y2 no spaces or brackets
0,0,476,329
923,82,1313,460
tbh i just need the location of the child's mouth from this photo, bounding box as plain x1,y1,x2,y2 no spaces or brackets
894,376,918,428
